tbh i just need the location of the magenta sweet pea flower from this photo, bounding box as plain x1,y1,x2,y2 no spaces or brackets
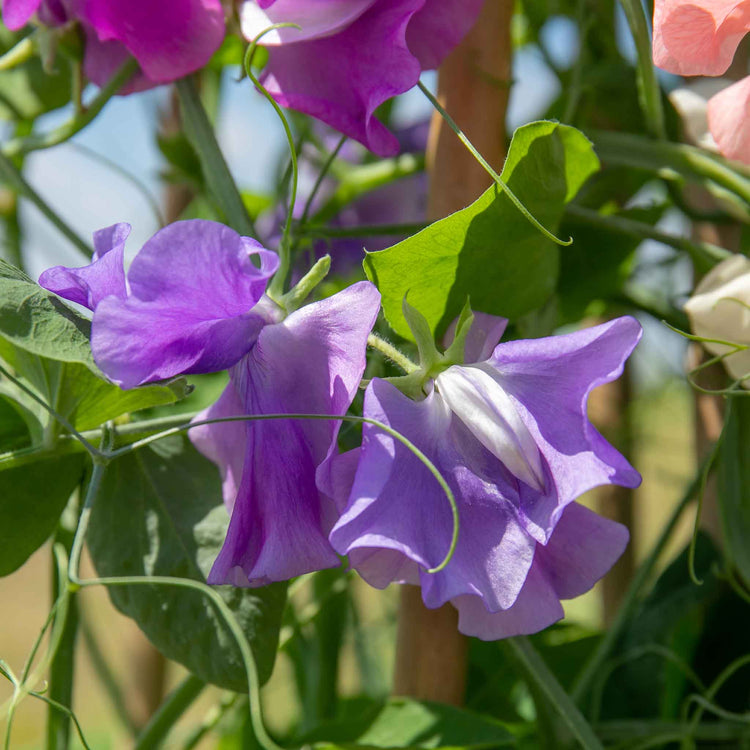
2,0,225,90
327,314,642,639
40,219,382,585
240,0,483,155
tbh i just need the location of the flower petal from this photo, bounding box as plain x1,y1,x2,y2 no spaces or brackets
707,76,750,165
207,281,381,586
189,380,246,515
405,0,483,69
330,378,536,612
653,0,750,76
442,311,508,364
436,364,546,491
257,0,425,156
486,316,642,542
240,0,376,44
79,0,226,83
684,253,750,385
91,220,279,388
2,0,42,29
38,222,129,311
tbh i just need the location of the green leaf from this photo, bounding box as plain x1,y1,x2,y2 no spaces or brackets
86,435,287,691
0,393,32,452
365,121,599,339
0,455,85,576
0,259,95,369
301,698,515,748
717,397,750,587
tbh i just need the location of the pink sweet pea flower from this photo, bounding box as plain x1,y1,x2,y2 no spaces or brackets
1,0,226,90
707,76,750,163
240,0,483,156
652,0,750,76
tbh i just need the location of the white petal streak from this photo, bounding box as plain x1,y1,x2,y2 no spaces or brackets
436,364,546,491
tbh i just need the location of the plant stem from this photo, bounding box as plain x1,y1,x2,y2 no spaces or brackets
2,59,138,159
175,76,255,237
133,675,206,750
505,637,605,750
367,333,419,374
617,0,666,139
592,130,750,206
0,150,93,258
565,204,730,272
46,500,81,750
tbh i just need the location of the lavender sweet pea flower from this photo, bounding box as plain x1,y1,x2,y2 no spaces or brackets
2,0,225,90
328,314,642,639
40,219,382,586
240,0,483,155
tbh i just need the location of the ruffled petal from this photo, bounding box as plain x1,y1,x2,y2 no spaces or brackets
240,0,376,44
2,0,42,29
78,0,225,83
653,0,750,76
257,0,425,156
189,381,247,515
38,222,129,311
329,379,536,612
707,76,750,164
207,281,381,586
91,220,279,388
442,311,508,364
452,565,564,640
486,316,642,542
405,0,483,69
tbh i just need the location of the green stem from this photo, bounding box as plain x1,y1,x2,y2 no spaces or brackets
243,31,299,297
565,204,731,272
298,134,347,232
592,130,750,206
46,545,79,750
302,221,428,239
367,333,419,374
0,150,93,258
571,469,702,707
0,36,35,71
617,0,666,139
417,80,571,246
2,59,138,159
134,675,206,750
175,76,255,237
504,637,605,750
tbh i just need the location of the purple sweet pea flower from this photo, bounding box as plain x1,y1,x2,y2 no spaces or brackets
326,314,642,639
240,0,483,155
2,0,225,90
39,218,382,586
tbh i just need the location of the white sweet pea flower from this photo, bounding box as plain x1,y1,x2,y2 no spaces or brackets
684,254,750,388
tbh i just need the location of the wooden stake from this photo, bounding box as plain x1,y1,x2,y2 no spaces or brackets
393,0,513,704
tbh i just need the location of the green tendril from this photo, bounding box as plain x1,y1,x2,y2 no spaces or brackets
243,24,302,299
417,80,572,247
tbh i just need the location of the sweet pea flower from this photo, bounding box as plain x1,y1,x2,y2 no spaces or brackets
326,313,642,639
240,0,483,156
684,253,750,387
652,0,750,163
40,219,382,585
1,0,225,90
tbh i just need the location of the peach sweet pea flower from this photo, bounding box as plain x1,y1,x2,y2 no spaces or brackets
652,0,750,164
